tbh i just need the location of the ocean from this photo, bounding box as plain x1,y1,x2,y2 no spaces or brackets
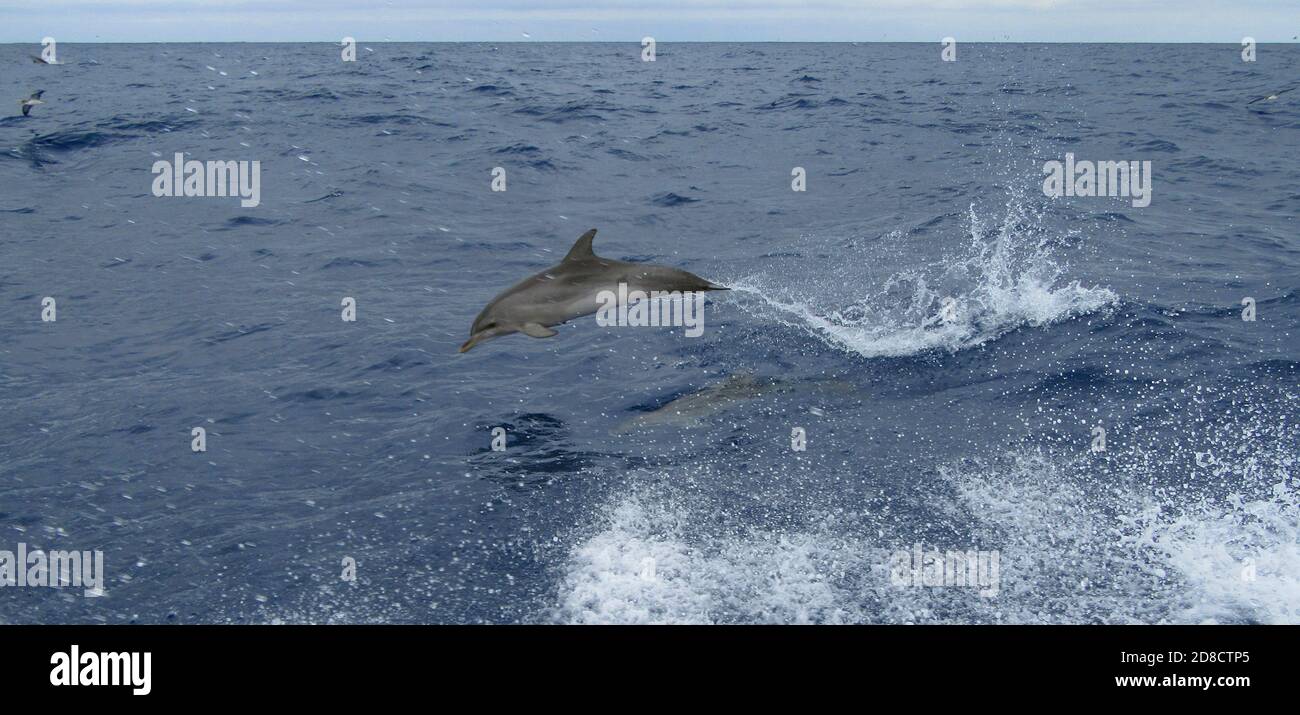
0,42,1296,624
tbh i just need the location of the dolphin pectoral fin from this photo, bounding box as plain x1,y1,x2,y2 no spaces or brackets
521,323,558,339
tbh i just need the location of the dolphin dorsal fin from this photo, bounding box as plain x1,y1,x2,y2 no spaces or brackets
563,229,598,262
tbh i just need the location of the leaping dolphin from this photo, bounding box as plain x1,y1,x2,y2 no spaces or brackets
460,228,727,352
18,90,45,117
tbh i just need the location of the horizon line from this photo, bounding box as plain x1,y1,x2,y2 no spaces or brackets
4,39,1298,45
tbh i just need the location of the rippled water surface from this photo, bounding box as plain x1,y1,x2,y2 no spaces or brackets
1,43,1296,623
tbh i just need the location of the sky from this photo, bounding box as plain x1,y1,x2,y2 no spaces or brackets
2,0,1298,43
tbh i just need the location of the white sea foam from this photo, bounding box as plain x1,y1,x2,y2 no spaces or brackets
1119,476,1299,624
551,443,1297,624
730,198,1116,358
551,494,863,624
950,447,1299,625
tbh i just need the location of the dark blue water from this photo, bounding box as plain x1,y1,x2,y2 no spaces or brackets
1,43,1296,624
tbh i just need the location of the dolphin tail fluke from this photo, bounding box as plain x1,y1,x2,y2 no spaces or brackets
678,273,728,292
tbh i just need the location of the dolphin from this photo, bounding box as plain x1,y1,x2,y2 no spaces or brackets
19,90,45,117
460,228,727,352
615,372,776,431
613,372,856,432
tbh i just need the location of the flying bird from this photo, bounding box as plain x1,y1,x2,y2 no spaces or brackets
19,90,45,117
1248,87,1295,105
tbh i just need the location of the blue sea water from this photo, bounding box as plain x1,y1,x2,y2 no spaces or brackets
0,43,1296,624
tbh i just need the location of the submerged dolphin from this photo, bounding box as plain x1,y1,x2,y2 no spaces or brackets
460,228,727,352
613,372,856,432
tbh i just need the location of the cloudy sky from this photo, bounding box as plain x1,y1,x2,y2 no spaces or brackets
3,0,1298,43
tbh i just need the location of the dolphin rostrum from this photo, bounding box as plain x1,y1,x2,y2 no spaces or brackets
460,229,727,352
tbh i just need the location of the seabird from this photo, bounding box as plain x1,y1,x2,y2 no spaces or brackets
19,90,45,117
1248,87,1295,105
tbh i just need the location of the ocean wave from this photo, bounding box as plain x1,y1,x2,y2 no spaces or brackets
650,192,699,207
337,113,453,127
468,84,513,97
512,100,612,123
26,130,122,152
